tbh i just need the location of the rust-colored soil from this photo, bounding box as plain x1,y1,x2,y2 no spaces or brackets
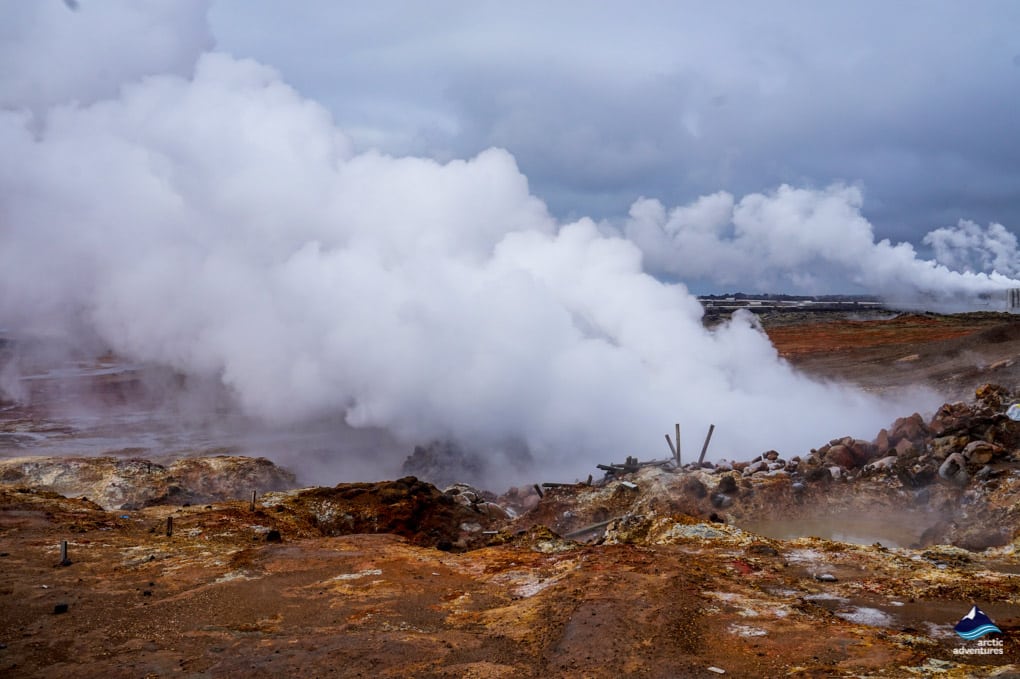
0,490,995,679
766,313,1003,357
5,312,1020,677
764,312,1020,400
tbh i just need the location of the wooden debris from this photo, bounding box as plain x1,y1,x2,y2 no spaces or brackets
532,484,544,498
698,424,716,465
664,433,677,459
597,457,673,476
58,540,71,567
675,423,682,465
564,517,619,539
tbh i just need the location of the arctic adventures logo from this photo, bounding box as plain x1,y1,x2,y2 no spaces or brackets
952,605,1004,656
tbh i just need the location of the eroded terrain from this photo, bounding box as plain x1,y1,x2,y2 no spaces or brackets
4,311,1020,677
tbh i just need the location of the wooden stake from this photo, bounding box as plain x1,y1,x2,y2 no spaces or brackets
698,424,716,465
166,516,173,537
59,540,71,567
250,490,257,512
664,434,677,459
675,423,682,466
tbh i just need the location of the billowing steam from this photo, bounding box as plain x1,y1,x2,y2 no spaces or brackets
624,186,1020,302
0,3,1013,484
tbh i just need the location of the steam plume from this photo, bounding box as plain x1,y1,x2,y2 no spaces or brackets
624,186,1020,302
2,5,1013,484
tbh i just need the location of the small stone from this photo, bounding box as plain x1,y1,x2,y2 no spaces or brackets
744,460,766,475
710,493,733,509
53,603,69,614
815,573,838,582
716,475,738,494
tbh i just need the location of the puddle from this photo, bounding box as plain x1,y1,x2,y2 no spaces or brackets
741,514,930,549
807,594,1020,637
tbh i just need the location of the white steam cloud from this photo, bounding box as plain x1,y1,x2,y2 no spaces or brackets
0,2,1012,484
625,186,1020,300
924,220,1020,278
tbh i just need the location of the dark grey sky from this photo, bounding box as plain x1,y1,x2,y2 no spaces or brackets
209,0,1020,244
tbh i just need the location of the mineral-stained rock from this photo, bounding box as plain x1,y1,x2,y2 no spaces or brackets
928,402,974,436
682,476,708,498
849,439,877,465
938,453,969,486
873,428,891,455
975,382,1010,410
894,437,919,459
263,476,508,550
864,455,897,473
824,444,855,468
889,413,927,443
716,475,738,495
929,436,959,460
962,440,1003,466
0,455,297,510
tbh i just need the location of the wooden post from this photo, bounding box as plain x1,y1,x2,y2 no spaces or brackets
166,516,173,537
698,424,716,465
59,540,71,567
250,490,257,512
664,434,677,460
675,423,682,466
533,483,544,498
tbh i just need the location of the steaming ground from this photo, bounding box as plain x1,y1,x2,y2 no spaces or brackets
1,5,1017,487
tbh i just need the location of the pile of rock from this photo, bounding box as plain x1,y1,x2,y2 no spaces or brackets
261,477,511,550
720,383,1020,490
795,381,1020,487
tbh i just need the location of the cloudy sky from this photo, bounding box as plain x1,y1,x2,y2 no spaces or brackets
207,1,1020,245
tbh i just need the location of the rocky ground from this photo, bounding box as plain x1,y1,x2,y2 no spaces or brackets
4,311,1020,677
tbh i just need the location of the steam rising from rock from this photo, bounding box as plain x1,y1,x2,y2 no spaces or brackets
1,4,1013,483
